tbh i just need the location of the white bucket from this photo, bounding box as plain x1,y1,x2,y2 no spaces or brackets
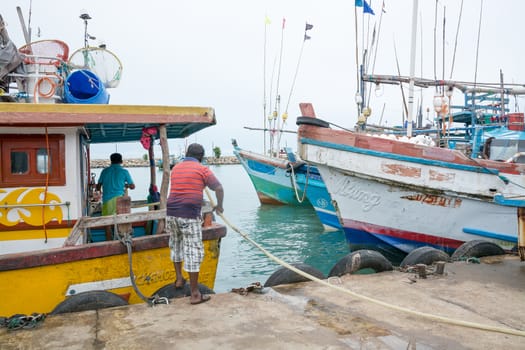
23,63,61,103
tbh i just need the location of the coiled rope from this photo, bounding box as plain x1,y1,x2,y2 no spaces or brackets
205,188,525,337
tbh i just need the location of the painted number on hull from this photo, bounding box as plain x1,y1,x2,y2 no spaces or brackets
402,194,462,208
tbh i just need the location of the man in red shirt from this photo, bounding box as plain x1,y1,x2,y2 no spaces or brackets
166,143,224,304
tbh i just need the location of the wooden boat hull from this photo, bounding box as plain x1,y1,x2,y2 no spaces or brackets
0,225,226,315
233,144,341,230
233,147,310,206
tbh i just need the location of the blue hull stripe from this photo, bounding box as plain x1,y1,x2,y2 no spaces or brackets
462,227,518,243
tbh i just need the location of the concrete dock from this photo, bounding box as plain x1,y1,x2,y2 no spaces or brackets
1,255,524,349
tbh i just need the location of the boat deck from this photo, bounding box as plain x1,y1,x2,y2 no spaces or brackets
1,255,523,349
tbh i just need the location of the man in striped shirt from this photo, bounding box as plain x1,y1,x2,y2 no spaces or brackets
166,143,224,304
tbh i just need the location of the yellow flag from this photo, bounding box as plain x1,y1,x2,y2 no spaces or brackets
264,15,271,24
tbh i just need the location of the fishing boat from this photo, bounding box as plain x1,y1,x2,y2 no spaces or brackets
233,140,341,230
293,0,525,262
233,140,309,206
0,11,226,316
297,99,525,263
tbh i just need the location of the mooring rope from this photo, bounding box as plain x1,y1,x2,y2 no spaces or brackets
205,188,525,337
122,235,168,306
287,162,310,204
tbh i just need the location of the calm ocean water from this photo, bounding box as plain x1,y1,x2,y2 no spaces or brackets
93,164,350,293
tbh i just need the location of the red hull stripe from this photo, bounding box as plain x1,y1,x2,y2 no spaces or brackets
342,218,464,248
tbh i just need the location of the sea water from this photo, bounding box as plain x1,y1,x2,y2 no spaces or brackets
93,164,350,293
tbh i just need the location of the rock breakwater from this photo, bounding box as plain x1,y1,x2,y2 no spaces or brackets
91,156,240,168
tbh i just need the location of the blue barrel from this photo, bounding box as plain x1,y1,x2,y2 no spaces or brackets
64,70,110,104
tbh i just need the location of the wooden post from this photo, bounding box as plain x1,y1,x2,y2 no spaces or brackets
156,124,170,234
116,188,132,235
148,138,156,189
416,264,427,279
435,261,445,275
145,137,156,235
518,207,525,261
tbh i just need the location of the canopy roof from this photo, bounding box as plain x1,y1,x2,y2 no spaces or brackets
0,103,216,143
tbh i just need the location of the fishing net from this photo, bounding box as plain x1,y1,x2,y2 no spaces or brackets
18,39,69,66
68,47,122,88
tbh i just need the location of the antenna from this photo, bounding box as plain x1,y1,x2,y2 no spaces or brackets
79,10,96,48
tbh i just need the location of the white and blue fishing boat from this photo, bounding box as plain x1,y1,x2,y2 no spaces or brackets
295,0,525,263
297,96,525,263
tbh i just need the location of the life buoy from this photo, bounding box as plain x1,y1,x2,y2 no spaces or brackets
264,262,325,287
51,291,128,315
328,250,393,277
399,246,450,267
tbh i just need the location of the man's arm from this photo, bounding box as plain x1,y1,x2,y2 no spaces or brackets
213,185,224,214
125,170,135,190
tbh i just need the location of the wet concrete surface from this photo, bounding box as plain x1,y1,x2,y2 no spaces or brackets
1,255,523,349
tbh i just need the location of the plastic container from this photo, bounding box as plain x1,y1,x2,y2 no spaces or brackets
64,70,109,104
507,113,524,131
24,64,60,103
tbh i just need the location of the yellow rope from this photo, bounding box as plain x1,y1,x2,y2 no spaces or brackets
205,188,525,337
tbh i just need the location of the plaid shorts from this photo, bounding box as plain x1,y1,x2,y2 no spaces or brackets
166,216,203,273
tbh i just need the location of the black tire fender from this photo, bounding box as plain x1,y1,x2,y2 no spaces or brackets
451,240,506,260
151,283,215,299
400,246,450,267
328,250,393,277
264,263,325,287
296,116,330,128
51,291,128,315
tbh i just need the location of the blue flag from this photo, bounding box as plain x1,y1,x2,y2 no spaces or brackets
363,0,375,15
355,0,363,6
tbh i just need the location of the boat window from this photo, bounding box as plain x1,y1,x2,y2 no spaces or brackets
1,134,65,187
11,151,28,174
36,148,50,174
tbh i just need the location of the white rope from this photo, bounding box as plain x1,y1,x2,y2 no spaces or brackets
288,163,309,204
205,188,525,337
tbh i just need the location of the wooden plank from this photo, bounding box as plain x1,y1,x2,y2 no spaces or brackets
63,217,86,247
157,124,170,234
78,210,166,228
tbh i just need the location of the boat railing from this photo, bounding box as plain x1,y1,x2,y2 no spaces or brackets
0,201,70,209
63,209,167,247
6,55,69,103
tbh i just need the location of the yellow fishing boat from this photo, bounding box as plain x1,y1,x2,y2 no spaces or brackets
0,19,226,316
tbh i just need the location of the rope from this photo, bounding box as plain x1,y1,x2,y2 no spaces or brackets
472,0,484,110
122,235,169,306
448,0,463,79
0,313,46,330
42,127,50,243
33,74,62,102
287,162,309,204
205,188,525,337
284,36,307,115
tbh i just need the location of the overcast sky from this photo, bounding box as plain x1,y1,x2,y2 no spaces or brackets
4,0,525,159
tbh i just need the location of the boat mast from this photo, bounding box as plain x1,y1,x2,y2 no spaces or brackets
407,0,419,137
